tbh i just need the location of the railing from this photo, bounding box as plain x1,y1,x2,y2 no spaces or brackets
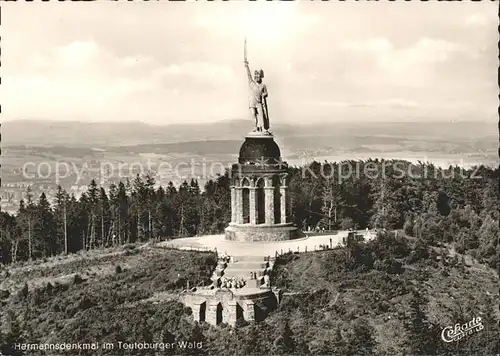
273,243,338,259
303,229,339,237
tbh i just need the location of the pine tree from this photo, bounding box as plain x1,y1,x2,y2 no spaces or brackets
404,290,439,355
344,318,376,356
0,212,18,264
33,193,56,258
17,198,35,261
132,174,146,242
117,181,129,244
54,185,70,255
76,193,91,251
187,322,207,355
108,183,119,246
478,214,499,261
144,173,157,241
86,179,100,249
239,323,261,355
320,176,343,230
99,187,111,247
273,319,296,354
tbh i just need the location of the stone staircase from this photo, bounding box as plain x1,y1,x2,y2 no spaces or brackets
219,255,273,289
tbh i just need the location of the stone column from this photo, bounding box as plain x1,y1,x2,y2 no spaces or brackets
225,300,238,326
280,185,287,224
244,301,255,322
249,187,258,224
235,187,243,224
206,301,219,325
230,186,236,223
264,177,275,225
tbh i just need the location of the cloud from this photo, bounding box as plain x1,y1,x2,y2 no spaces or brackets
465,13,490,27
2,2,496,124
56,41,100,67
2,40,241,122
154,62,234,83
120,55,154,68
342,37,466,65
340,38,393,52
404,38,465,62
308,98,419,109
194,1,317,44
339,37,470,88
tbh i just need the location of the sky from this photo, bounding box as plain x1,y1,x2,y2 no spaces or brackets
1,2,497,125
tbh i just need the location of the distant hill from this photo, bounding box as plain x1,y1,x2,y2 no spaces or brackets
1,119,495,148
106,140,242,155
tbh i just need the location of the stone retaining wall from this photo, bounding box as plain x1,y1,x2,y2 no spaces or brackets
225,223,304,242
180,289,278,326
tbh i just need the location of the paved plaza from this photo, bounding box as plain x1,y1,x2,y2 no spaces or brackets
160,230,375,257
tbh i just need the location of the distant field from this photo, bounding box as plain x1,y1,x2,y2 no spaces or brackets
1,120,496,204
1,133,496,186
2,119,496,146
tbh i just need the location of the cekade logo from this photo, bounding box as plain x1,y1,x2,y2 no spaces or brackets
441,317,484,343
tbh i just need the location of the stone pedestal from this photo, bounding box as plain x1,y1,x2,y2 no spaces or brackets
206,301,219,325
244,301,255,322
225,133,302,242
224,300,238,326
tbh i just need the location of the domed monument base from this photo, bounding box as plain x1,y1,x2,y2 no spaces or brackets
225,132,302,242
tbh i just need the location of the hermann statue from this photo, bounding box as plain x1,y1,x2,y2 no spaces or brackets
244,38,271,134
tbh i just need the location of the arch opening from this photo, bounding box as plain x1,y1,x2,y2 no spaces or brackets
273,175,281,224
242,188,250,224
256,178,266,224
236,303,244,321
199,302,206,323
216,303,223,325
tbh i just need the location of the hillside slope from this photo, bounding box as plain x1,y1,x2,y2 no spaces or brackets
0,233,498,356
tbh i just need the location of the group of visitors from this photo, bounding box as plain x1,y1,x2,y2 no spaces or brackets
219,252,233,264
220,276,246,289
304,226,327,233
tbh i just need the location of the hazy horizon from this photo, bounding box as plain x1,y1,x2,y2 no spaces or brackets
2,2,497,125
1,116,495,127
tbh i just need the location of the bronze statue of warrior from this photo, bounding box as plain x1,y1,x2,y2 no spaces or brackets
244,38,271,134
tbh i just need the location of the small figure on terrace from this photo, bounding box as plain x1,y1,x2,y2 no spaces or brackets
263,274,270,289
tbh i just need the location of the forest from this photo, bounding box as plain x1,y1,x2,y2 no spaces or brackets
0,159,498,355
1,160,498,269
